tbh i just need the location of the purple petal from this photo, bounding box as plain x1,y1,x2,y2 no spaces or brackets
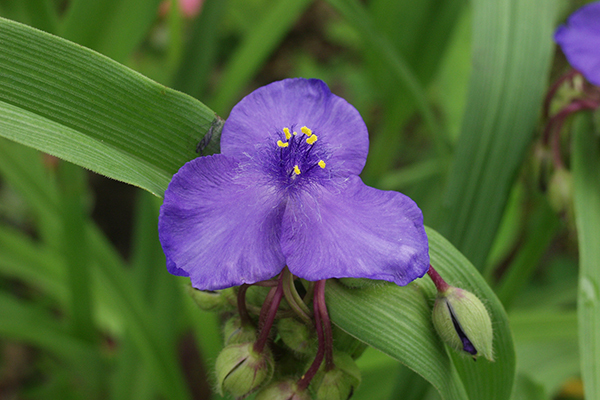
221,78,369,176
280,176,429,286
159,154,286,290
555,1,600,86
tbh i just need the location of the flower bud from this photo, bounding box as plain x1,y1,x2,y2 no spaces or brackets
215,343,274,397
432,286,494,361
312,352,361,400
548,168,574,218
277,318,315,355
186,284,235,312
223,315,257,346
255,380,311,400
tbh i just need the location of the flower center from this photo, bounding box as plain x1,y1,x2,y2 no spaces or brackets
275,126,326,181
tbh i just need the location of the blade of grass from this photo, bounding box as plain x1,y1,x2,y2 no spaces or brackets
573,112,600,400
439,0,559,270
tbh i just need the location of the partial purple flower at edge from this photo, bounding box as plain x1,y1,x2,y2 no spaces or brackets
159,78,429,290
554,1,600,86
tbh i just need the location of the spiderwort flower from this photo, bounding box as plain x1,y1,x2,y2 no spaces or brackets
159,78,429,291
554,1,600,86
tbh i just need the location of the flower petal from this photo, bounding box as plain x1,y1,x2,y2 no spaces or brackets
159,154,286,290
555,1,600,86
221,78,369,176
281,176,429,286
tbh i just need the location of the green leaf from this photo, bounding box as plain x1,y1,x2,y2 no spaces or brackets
573,113,600,400
0,17,219,197
326,227,515,400
440,0,559,269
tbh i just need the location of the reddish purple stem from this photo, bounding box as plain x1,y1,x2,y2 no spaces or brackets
427,265,450,293
254,275,284,354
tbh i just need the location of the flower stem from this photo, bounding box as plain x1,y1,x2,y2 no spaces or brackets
314,280,334,371
254,274,284,354
282,267,313,326
297,280,326,391
427,265,450,293
237,284,253,327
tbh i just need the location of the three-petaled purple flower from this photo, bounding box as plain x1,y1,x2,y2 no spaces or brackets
159,78,429,290
554,1,600,85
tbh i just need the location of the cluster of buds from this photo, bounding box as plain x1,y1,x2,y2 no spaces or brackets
189,265,494,399
190,267,363,399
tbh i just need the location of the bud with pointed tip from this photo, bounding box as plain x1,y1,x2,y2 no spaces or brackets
255,380,311,400
432,286,494,361
215,343,274,397
311,352,361,400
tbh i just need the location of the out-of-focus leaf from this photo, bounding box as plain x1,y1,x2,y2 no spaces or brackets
326,227,515,400
0,17,219,197
440,0,558,270
573,113,600,400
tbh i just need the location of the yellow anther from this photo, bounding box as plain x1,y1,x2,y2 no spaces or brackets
306,134,318,145
283,127,291,140
277,140,289,148
293,131,298,136
293,165,301,175
318,160,326,169
301,126,312,136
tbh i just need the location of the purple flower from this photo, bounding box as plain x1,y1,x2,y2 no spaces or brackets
159,78,429,290
554,1,600,86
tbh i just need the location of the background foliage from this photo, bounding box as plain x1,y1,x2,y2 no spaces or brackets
0,0,596,399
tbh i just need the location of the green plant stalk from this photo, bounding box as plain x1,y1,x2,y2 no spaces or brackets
573,113,600,400
495,197,560,309
58,161,96,343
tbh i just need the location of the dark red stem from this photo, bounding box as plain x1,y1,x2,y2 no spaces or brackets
427,265,450,293
543,69,579,119
297,280,327,391
314,280,334,371
253,274,284,354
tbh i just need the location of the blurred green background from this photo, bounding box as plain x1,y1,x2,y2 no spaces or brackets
0,0,594,399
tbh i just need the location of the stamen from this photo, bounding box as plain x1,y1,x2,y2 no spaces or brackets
283,127,292,140
277,140,289,148
293,131,298,136
318,160,326,169
306,134,318,145
301,126,312,136
293,165,301,175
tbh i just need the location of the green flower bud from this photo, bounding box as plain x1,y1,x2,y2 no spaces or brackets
277,318,315,355
255,380,311,400
215,343,274,397
186,284,235,312
223,316,257,346
432,286,494,361
548,168,574,218
312,352,361,400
